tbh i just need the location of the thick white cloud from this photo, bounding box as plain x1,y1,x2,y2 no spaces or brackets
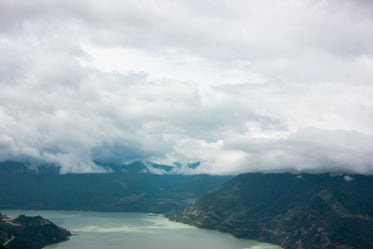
1,0,373,174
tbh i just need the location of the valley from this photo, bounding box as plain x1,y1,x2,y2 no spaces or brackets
1,161,373,249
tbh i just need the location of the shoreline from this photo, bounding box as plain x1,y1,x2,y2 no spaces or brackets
1,211,71,249
167,218,283,249
2,209,282,249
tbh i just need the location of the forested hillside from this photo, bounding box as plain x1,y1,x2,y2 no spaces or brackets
0,161,231,213
168,173,373,249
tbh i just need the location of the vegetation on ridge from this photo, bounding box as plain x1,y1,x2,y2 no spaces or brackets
0,161,231,213
167,173,373,249
2,161,373,248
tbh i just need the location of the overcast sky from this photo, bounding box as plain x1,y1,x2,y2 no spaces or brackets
1,0,373,174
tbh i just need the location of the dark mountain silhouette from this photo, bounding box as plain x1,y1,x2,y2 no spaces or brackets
0,212,70,249
0,161,231,213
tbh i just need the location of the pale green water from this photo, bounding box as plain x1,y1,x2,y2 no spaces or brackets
2,210,281,249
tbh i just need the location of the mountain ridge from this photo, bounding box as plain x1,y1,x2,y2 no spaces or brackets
0,161,231,213
1,161,373,248
167,173,373,249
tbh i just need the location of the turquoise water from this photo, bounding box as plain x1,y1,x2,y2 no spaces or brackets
2,210,281,249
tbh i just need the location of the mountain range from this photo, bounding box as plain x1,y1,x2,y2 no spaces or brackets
0,161,231,213
1,161,373,249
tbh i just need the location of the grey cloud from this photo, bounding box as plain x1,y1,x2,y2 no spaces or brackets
1,0,373,174
240,128,373,174
344,175,353,182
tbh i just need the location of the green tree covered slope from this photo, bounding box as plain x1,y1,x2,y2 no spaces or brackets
168,173,373,249
0,161,231,213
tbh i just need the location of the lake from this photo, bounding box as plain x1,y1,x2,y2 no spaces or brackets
2,210,282,249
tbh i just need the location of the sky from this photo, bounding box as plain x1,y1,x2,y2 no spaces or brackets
1,0,373,174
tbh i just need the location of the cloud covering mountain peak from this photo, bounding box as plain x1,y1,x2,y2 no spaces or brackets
1,0,373,174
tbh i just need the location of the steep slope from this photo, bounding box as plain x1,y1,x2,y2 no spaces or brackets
0,161,231,213
168,173,373,249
